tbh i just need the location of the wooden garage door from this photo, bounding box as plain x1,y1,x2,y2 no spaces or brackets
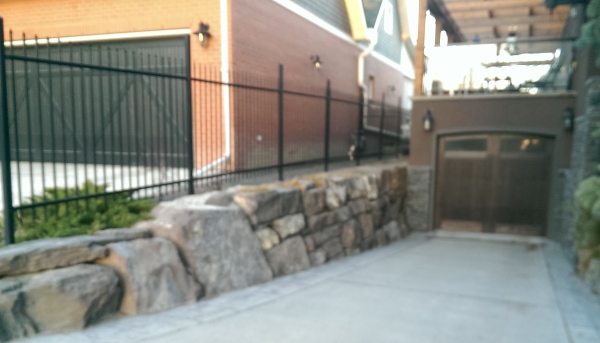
435,134,553,236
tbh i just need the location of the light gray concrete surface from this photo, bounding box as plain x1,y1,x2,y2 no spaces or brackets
19,233,600,343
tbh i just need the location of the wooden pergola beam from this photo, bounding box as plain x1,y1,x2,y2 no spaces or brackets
445,0,556,12
458,13,569,28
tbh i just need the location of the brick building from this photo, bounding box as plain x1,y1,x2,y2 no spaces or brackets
0,0,414,171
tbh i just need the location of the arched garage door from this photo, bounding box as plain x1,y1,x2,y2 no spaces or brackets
434,134,553,236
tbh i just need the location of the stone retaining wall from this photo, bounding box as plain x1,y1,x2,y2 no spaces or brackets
0,162,409,342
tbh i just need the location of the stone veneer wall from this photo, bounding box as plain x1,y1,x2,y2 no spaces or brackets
0,161,409,342
406,166,432,231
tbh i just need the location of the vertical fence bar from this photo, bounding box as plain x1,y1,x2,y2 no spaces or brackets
184,35,195,194
356,92,364,166
324,80,331,171
396,97,402,156
0,17,15,244
379,93,386,160
277,64,284,181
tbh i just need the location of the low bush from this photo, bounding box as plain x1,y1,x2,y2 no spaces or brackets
575,176,600,272
1,180,154,244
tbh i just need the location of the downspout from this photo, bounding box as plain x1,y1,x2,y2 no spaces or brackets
194,0,232,176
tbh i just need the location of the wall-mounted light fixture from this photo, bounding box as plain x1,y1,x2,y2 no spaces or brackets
310,55,322,69
193,22,212,47
563,107,575,131
423,109,434,132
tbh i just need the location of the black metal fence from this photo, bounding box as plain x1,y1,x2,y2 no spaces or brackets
0,19,404,245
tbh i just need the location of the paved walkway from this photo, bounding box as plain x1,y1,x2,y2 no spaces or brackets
22,233,600,343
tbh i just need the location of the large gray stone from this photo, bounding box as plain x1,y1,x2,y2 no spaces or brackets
275,187,304,216
94,227,152,242
163,192,233,207
307,211,337,231
375,229,389,246
303,188,327,216
382,221,402,242
341,220,361,249
231,190,282,226
0,232,146,277
272,214,305,240
308,249,327,267
255,228,280,251
322,238,343,258
97,238,202,315
265,237,310,277
325,189,344,210
347,177,369,200
150,203,273,297
334,206,353,223
348,198,372,216
358,213,375,238
0,264,121,341
311,224,342,247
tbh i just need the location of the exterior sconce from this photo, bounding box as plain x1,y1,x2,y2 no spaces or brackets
193,22,211,47
563,107,574,131
423,109,434,132
310,55,322,68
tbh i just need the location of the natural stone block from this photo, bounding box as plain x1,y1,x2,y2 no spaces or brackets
345,248,361,256
266,237,310,277
295,180,316,192
348,177,369,200
382,221,402,242
304,236,315,253
325,189,343,210
94,228,152,241
348,198,372,216
360,235,376,251
309,249,327,267
272,214,305,240
0,264,121,341
358,214,375,238
341,220,361,249
303,188,327,216
307,211,337,231
372,206,383,229
326,177,349,209
97,238,201,315
322,238,343,258
150,204,273,297
311,224,342,247
0,233,147,277
232,190,282,226
334,206,353,223
406,166,432,232
275,187,304,216
375,229,389,247
255,228,280,251
164,191,233,207
364,174,379,200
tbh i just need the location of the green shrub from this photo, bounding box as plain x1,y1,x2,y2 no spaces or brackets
575,175,600,271
2,180,154,244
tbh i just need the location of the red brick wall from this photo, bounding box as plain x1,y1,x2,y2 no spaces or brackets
229,0,405,168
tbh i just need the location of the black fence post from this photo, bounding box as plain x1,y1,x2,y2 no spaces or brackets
396,97,402,156
324,80,331,172
356,92,364,166
0,17,15,245
379,93,386,160
277,64,284,181
184,35,195,194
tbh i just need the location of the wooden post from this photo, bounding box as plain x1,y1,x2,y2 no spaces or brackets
435,16,444,47
414,0,428,96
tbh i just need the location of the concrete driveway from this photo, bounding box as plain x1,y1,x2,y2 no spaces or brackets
22,232,600,343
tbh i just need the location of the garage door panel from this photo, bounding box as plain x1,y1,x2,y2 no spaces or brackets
436,134,553,236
